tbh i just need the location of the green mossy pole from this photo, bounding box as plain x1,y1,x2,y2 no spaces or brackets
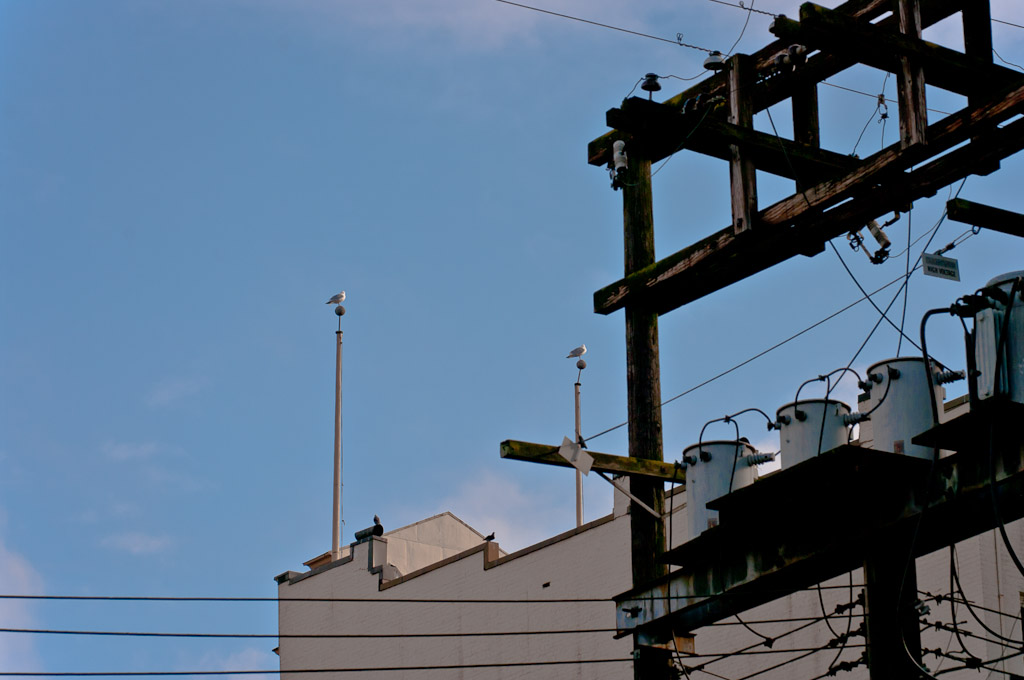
621,152,672,679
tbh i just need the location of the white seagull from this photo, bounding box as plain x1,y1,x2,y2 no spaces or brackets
566,344,587,359
326,291,346,305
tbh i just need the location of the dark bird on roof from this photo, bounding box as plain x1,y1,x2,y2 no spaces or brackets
484,532,495,542
373,514,381,525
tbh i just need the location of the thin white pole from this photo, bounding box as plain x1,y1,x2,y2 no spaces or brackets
575,381,583,528
332,327,343,560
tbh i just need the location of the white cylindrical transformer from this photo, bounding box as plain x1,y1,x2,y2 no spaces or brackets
861,357,943,460
775,399,851,469
975,270,1024,405
683,440,757,539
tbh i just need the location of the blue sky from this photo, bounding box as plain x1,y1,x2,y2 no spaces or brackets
1,0,1022,674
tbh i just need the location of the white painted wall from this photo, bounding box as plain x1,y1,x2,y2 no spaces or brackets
277,479,1023,679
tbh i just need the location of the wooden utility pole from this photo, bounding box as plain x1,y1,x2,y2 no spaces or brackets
728,54,757,235
621,154,673,679
503,3,1024,678
862,539,923,679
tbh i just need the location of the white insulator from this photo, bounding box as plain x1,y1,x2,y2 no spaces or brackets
843,412,869,426
867,219,891,250
745,452,777,466
612,140,628,173
935,369,966,385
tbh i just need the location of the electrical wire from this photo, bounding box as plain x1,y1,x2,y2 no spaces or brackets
949,546,1022,646
993,47,1024,71
679,644,867,658
924,619,1020,648
946,546,984,663
708,613,862,626
651,101,716,178
724,0,755,57
923,592,1024,622
850,98,881,157
0,594,613,604
493,0,712,50
986,276,1024,580
0,585,869,605
829,241,926,357
821,81,952,116
584,272,919,443
897,208,912,356
678,615,834,673
705,0,777,18
0,658,635,677
0,626,618,639
730,647,826,680
993,17,1024,30
933,648,1024,677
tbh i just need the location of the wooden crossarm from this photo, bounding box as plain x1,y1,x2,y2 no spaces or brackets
500,440,685,484
588,0,966,166
769,3,1019,99
606,98,858,180
946,198,1024,239
594,89,1024,316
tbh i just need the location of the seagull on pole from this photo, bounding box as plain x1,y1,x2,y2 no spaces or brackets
566,344,587,359
326,291,346,305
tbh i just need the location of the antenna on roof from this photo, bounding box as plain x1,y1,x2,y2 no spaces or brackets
327,291,347,561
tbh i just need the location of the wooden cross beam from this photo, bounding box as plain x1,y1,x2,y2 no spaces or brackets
500,440,685,484
606,98,857,181
946,198,1024,239
769,3,1018,101
588,0,968,168
594,80,1024,316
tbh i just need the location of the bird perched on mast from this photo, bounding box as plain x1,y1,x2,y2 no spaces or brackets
326,291,346,305
566,344,587,359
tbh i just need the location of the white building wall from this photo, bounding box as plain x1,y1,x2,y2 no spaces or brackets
278,484,1024,679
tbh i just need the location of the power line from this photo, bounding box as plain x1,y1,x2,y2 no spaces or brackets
492,0,712,51
585,272,916,442
0,584,864,605
0,594,611,604
0,658,635,677
705,0,778,18
821,81,951,116
0,626,617,639
724,0,756,57
993,17,1024,30
993,46,1024,71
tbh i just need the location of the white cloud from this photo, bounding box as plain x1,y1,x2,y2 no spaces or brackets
0,536,44,671
101,531,173,555
144,465,213,493
102,440,161,461
146,376,208,407
190,647,277,680
238,0,680,50
434,469,572,552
